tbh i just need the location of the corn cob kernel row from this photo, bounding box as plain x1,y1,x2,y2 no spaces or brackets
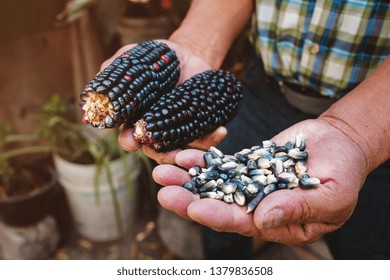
134,70,243,152
79,41,180,128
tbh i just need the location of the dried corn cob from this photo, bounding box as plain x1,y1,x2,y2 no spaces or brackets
133,70,243,152
79,40,180,128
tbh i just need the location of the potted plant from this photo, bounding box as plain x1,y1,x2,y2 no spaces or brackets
36,95,147,242
0,124,62,260
0,124,56,226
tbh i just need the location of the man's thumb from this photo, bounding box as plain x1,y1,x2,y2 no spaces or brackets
254,188,320,230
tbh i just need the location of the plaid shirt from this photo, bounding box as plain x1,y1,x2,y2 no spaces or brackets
251,0,390,98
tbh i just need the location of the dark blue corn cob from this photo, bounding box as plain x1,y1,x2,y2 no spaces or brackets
133,70,243,152
79,40,180,128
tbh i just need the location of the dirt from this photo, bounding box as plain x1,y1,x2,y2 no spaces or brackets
50,162,178,260
0,164,51,199
52,204,178,260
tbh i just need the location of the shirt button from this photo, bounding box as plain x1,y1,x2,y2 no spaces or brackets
309,43,320,54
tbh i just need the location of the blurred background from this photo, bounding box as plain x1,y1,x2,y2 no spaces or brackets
0,0,331,260
0,0,190,134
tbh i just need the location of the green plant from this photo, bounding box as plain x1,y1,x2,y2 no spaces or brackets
36,94,138,192
36,94,101,164
0,124,53,199
1,94,154,234
36,94,155,235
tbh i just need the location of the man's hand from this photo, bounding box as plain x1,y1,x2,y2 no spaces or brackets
101,40,227,163
100,0,254,163
153,118,368,245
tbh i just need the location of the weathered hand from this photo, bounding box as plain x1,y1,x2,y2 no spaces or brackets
153,118,369,245
119,125,227,164
101,40,226,164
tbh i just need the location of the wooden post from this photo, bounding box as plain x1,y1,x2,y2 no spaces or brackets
69,11,105,121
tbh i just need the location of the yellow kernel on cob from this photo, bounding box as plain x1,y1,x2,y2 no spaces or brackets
133,119,153,144
81,92,113,127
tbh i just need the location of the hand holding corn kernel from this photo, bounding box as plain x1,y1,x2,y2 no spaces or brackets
153,119,367,245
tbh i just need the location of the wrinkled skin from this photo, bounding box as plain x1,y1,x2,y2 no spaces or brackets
153,118,368,245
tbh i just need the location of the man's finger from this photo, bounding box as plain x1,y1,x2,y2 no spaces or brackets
118,127,141,152
255,222,337,245
186,199,259,236
175,149,207,169
152,164,192,186
188,126,227,150
157,186,199,219
253,183,349,231
142,145,179,164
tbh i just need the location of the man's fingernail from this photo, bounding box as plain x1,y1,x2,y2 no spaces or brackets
263,208,285,229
